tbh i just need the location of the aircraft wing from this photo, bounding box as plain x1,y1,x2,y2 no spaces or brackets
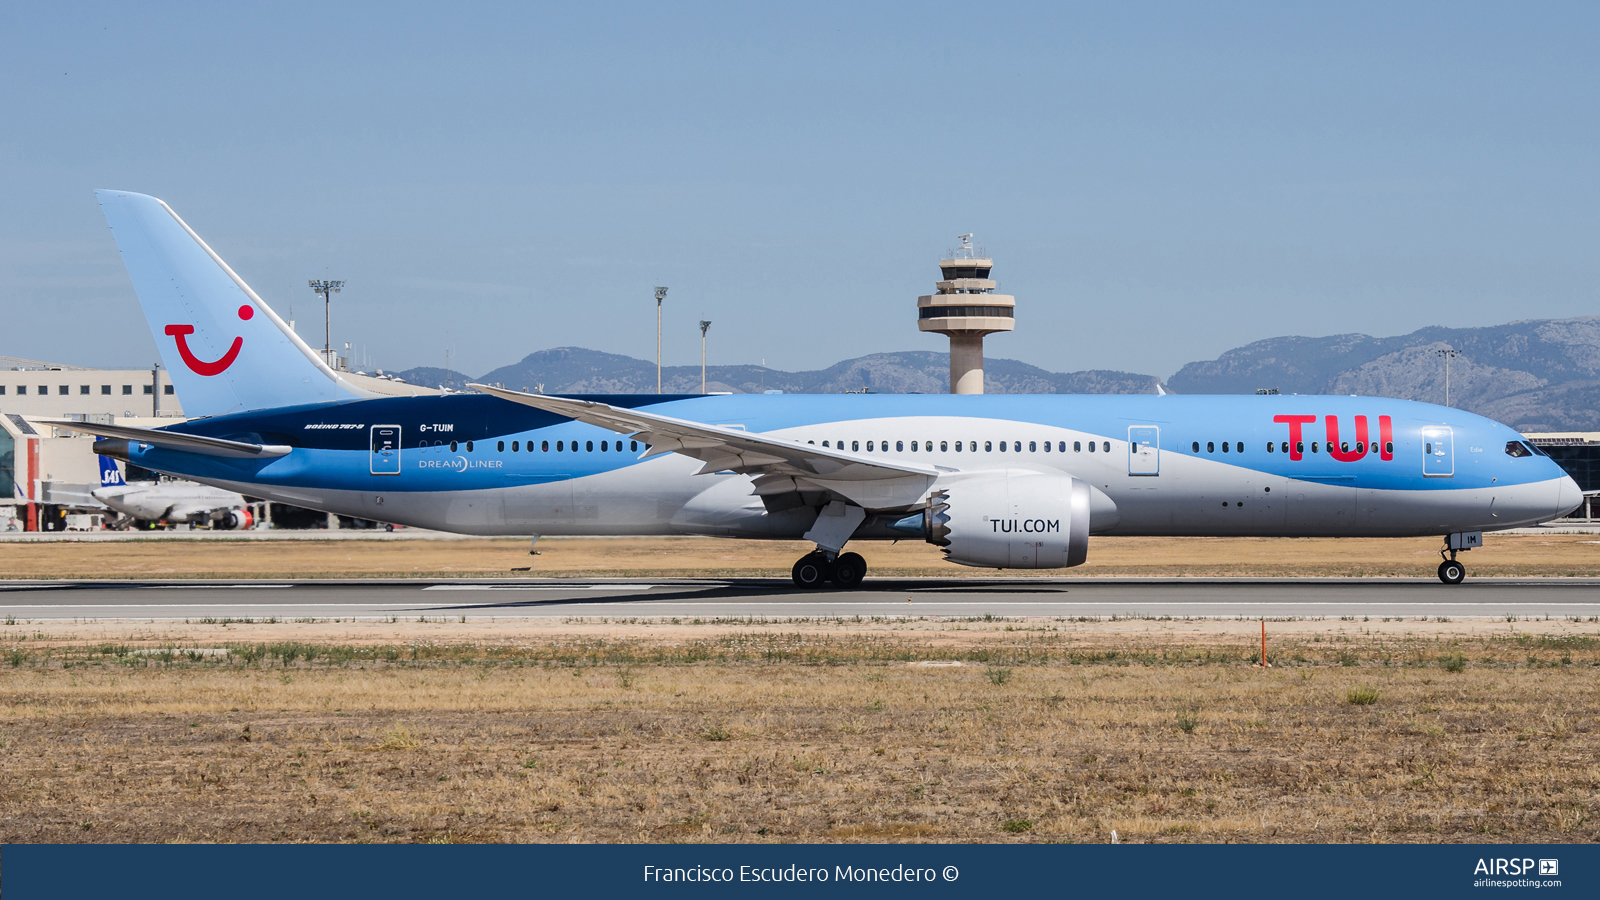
469,385,939,509
41,420,291,459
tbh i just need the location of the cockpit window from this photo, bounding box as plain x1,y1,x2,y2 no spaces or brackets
1504,440,1532,458
1527,441,1550,457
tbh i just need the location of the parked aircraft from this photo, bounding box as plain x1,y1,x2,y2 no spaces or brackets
58,191,1582,584
91,455,253,529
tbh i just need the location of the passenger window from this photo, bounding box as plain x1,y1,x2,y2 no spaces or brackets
985,441,993,452
1207,441,1215,453
1088,441,1096,453
1222,442,1229,453
1370,441,1378,453
910,441,918,452
1425,442,1432,454
498,441,505,452
1042,441,1050,453
586,441,594,452
1266,442,1275,453
940,441,948,451
1295,441,1303,454
572,441,579,452
1340,442,1348,452
867,441,875,451
542,441,549,452
631,441,639,451
969,441,977,451
1311,442,1319,453
512,441,520,452
822,440,830,448
954,441,962,452
925,441,933,451
603,440,610,451
1103,441,1110,452
616,441,623,452
1058,441,1066,452
466,441,474,452
852,441,859,451
1236,442,1243,453
999,440,1007,452
1282,441,1289,454
896,441,904,451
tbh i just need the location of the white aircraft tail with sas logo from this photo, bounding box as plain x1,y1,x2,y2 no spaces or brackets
95,190,380,418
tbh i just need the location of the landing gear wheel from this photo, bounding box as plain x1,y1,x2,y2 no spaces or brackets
792,552,829,587
1438,560,1466,584
830,552,867,589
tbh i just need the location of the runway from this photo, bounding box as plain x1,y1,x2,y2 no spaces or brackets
1,578,1598,620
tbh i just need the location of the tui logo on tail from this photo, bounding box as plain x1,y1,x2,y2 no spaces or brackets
165,304,254,376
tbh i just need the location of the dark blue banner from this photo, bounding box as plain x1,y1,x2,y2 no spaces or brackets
4,843,1592,899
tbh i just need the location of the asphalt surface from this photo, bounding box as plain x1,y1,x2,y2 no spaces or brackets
1,578,1598,620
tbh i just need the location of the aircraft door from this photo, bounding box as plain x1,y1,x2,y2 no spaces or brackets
1422,426,1453,477
370,425,402,475
1128,426,1159,476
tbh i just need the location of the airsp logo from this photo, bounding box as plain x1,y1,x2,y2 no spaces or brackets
1474,858,1550,876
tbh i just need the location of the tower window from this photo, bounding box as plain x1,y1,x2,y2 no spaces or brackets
101,385,111,395
123,385,133,395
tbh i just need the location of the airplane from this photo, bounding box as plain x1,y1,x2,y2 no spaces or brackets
91,455,255,530
53,190,1583,585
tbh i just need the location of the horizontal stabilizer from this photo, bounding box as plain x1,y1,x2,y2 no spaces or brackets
42,420,291,459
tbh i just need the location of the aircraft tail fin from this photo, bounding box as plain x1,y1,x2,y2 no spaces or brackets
98,455,126,488
94,190,380,417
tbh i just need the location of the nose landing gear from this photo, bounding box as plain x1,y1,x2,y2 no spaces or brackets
1437,557,1466,584
790,550,868,588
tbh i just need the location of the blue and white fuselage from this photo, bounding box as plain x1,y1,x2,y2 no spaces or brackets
123,392,1576,540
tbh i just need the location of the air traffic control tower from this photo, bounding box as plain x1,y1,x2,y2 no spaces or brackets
917,234,1015,394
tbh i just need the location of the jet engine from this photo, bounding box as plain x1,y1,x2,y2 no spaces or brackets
220,508,254,530
891,473,1094,569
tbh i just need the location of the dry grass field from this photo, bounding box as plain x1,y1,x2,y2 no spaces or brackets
2,532,1599,579
1,616,1596,844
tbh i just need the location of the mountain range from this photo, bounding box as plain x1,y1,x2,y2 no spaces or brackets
391,316,1600,432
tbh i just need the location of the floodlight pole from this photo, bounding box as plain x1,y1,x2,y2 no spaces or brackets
699,320,711,394
1435,346,1459,407
655,287,668,394
308,280,345,368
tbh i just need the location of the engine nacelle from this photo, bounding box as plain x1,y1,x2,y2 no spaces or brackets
894,473,1092,569
220,508,253,530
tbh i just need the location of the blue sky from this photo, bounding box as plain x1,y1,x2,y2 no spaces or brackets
3,3,1597,379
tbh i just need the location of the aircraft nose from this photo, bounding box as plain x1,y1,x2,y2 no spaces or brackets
1556,474,1584,519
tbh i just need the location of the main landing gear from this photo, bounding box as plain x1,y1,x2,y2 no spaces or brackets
791,550,867,588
